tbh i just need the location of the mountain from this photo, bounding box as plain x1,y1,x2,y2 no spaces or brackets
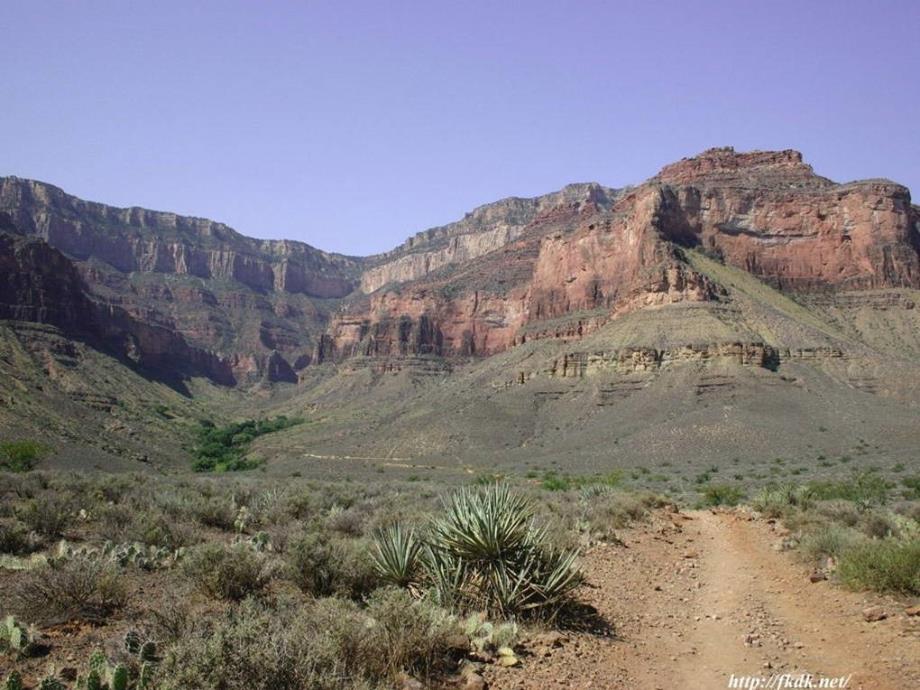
1,147,919,473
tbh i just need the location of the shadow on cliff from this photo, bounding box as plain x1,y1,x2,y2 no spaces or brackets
0,226,235,396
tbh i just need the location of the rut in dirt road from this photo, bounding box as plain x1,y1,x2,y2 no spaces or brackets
485,510,920,690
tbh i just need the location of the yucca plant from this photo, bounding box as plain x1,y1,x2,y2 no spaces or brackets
431,484,537,563
371,524,423,588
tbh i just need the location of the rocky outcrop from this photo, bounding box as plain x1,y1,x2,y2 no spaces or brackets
0,177,365,381
655,148,920,290
0,178,361,297
0,229,236,384
360,183,618,292
3,147,919,382
317,148,920,367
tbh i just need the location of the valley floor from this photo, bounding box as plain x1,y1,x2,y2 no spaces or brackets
486,510,920,690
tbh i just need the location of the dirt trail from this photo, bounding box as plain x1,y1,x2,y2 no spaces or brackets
486,510,919,690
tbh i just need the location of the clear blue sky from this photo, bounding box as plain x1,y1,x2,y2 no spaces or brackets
3,1,918,255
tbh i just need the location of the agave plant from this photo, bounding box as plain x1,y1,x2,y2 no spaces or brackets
431,484,538,563
429,484,584,618
370,524,423,587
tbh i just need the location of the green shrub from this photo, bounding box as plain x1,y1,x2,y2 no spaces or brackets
699,484,745,507
192,417,302,472
809,472,890,508
183,543,270,601
902,476,920,499
837,539,920,595
0,441,48,472
800,525,862,562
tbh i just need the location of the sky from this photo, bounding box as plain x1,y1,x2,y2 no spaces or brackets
2,1,918,255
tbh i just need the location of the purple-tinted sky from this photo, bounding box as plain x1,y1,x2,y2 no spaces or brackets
3,1,918,255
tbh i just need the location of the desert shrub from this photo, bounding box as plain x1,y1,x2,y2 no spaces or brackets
156,592,463,689
286,531,378,599
836,539,920,595
12,557,128,623
183,543,271,601
98,507,198,549
326,504,369,537
540,470,622,492
375,484,583,619
0,441,48,472
190,497,237,530
892,500,920,523
799,525,862,563
17,495,72,539
809,472,890,508
360,588,466,680
814,499,860,527
699,484,745,507
752,484,814,518
859,512,899,539
901,476,920,499
0,521,41,555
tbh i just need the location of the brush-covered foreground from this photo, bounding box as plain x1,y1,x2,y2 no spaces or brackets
0,471,667,689
1,466,918,689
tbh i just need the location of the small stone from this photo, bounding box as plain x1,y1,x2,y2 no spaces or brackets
462,672,487,690
496,646,515,657
905,605,920,617
497,654,520,667
809,571,827,583
862,606,887,622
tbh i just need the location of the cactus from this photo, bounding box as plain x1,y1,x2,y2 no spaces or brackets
139,640,158,662
110,664,128,690
137,662,154,690
124,629,141,654
1,615,40,656
81,670,103,690
38,679,65,690
4,672,23,690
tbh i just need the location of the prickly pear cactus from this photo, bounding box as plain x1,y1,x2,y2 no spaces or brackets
4,671,23,690
139,639,158,662
83,670,103,690
38,678,65,690
138,661,154,690
110,664,128,690
1,615,39,656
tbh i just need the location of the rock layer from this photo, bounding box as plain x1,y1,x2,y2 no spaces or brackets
2,147,918,383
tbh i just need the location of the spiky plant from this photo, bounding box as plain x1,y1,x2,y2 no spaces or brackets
428,484,584,618
431,484,537,563
370,524,422,587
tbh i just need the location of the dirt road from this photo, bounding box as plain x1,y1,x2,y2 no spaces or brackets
486,510,920,690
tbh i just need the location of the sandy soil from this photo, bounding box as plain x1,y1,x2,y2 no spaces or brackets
486,509,920,690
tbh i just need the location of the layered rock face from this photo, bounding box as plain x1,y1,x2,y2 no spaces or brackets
3,147,918,384
0,178,363,382
0,178,360,297
0,228,235,384
320,148,920,366
655,148,920,290
360,183,618,292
